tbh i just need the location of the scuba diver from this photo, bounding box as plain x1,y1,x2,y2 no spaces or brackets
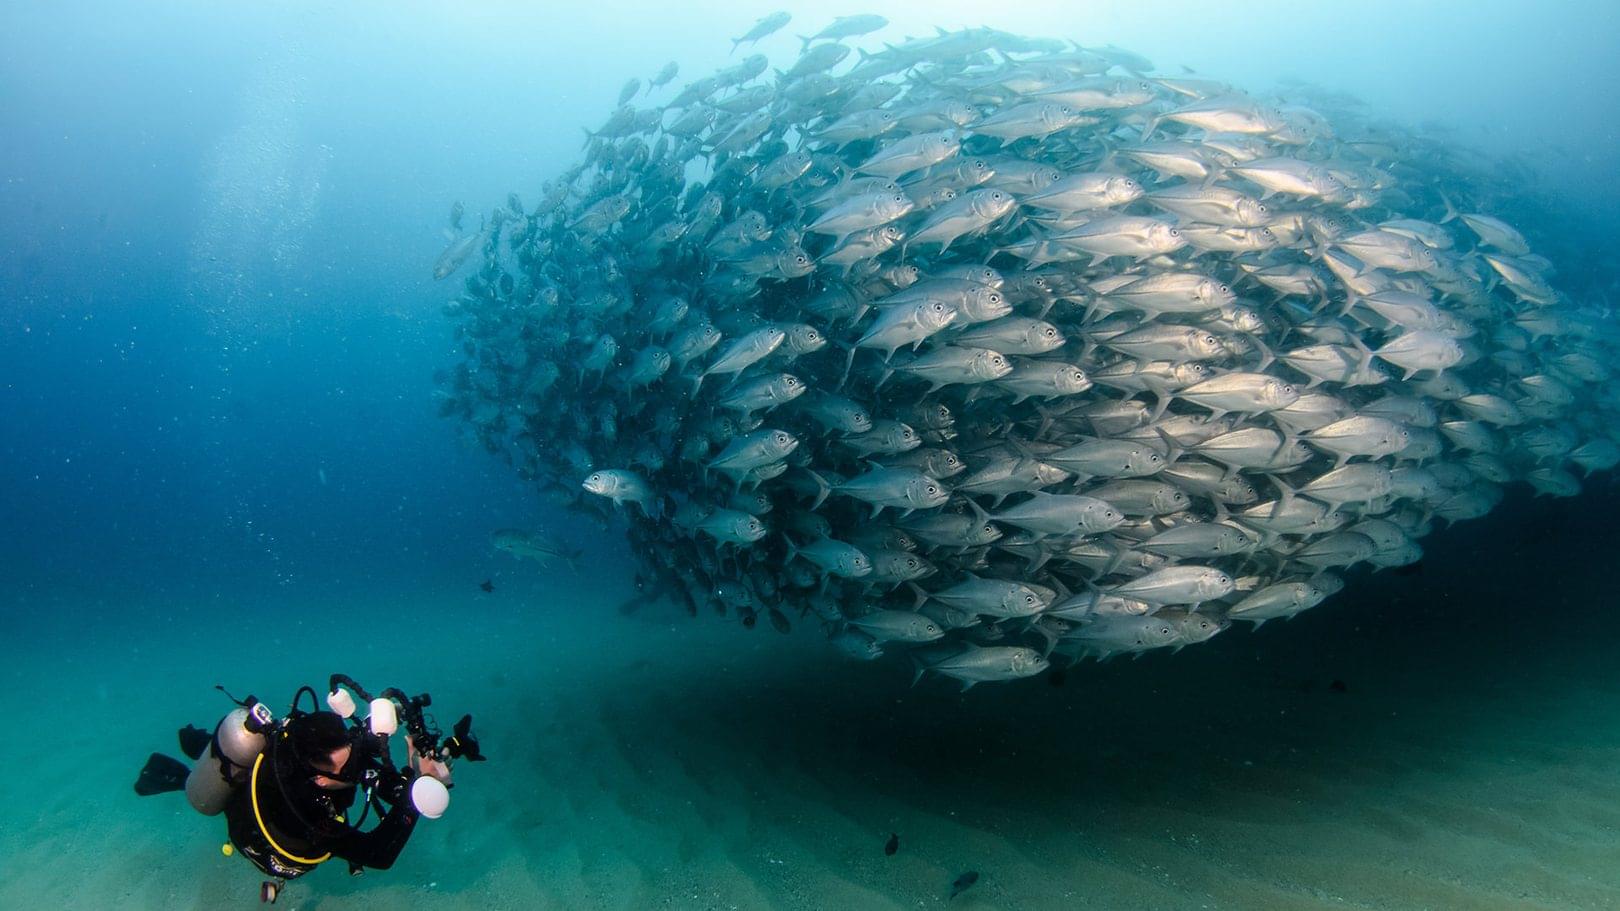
135,674,485,903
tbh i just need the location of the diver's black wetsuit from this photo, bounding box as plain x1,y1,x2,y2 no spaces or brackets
223,745,421,880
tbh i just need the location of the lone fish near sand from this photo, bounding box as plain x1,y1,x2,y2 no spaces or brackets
491,529,581,570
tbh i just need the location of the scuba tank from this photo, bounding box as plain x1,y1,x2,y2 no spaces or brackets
186,702,273,816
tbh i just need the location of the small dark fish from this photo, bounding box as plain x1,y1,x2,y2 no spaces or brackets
950,871,980,899
741,610,758,629
1047,668,1066,687
479,579,494,593
884,833,899,856
768,607,791,634
1329,679,1349,693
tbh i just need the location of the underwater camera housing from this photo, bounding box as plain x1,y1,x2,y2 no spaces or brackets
325,674,486,766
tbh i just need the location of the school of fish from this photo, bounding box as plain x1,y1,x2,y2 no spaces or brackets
434,17,1620,689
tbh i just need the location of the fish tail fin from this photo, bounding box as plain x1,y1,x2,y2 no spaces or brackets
1099,545,1129,578
1077,332,1098,363
1023,544,1052,575
804,468,831,510
907,580,930,612
909,657,928,688
1340,290,1360,318
964,496,992,528
874,364,895,391
797,34,812,53
1151,426,1183,463
1047,575,1073,601
1032,401,1057,440
837,341,860,389
1148,392,1172,423
1438,190,1458,224
1347,331,1375,376
1246,331,1274,370
1268,474,1296,519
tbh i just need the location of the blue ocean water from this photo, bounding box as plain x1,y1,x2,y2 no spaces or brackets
4,2,1620,908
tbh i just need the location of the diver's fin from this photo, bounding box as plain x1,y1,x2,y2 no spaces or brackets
134,752,190,796
178,724,211,761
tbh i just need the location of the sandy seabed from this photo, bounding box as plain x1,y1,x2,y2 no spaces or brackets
1,566,1617,911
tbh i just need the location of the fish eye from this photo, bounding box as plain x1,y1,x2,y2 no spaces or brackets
1219,285,1229,293
1169,227,1180,236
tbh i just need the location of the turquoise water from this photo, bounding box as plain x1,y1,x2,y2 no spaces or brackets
4,2,1620,908
4,496,1619,908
